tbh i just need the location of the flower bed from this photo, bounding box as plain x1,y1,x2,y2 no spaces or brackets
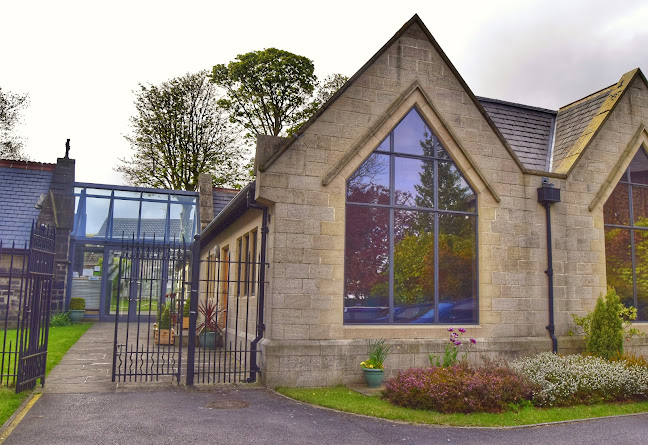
383,363,536,413
511,352,648,407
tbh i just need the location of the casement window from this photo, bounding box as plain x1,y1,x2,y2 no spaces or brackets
344,107,478,324
604,148,648,321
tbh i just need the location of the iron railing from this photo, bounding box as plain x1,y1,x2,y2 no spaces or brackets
0,224,56,392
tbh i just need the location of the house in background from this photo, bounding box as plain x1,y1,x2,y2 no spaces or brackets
198,14,648,387
0,157,75,315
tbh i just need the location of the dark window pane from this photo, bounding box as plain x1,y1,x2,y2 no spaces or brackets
436,139,451,160
393,211,435,323
604,227,634,309
112,199,141,239
347,153,390,205
375,136,390,152
114,190,141,199
438,162,476,212
393,108,431,156
438,214,477,323
633,186,648,227
629,149,648,185
169,203,196,242
394,157,434,208
85,188,111,196
603,183,630,226
633,230,648,321
140,201,168,239
71,244,103,310
344,205,390,323
143,193,168,201
85,197,111,238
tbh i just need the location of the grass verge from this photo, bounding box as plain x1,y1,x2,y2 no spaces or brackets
0,323,93,426
276,386,648,427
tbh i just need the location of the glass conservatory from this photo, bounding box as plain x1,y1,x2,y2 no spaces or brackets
69,183,199,320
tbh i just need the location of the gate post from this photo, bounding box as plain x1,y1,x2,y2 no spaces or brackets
185,234,200,386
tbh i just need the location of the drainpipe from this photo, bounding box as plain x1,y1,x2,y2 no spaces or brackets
537,178,561,353
247,191,268,383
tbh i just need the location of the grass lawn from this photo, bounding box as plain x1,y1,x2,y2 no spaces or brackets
0,323,93,427
277,386,648,427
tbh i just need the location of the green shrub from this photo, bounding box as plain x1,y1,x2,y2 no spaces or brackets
158,305,171,330
50,312,72,327
512,352,648,407
383,362,536,413
68,298,85,311
183,297,190,317
572,288,639,359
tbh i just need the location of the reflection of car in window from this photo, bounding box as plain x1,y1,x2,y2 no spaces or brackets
343,306,388,323
344,299,476,324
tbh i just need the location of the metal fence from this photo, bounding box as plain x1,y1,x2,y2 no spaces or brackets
110,233,267,385
189,247,264,384
0,224,56,392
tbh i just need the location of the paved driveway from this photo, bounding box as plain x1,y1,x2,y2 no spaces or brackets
4,387,648,445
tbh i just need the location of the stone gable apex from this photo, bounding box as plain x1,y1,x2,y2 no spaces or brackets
258,14,527,177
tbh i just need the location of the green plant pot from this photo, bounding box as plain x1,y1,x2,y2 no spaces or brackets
362,368,385,388
69,310,85,322
199,331,218,349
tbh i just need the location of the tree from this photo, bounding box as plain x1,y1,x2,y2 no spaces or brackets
116,71,250,191
211,48,347,139
0,87,29,160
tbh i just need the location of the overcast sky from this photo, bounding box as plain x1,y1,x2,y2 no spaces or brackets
2,0,647,185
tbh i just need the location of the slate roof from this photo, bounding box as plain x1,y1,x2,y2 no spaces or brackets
478,98,556,171
213,188,239,216
0,161,55,245
551,86,614,172
96,218,190,238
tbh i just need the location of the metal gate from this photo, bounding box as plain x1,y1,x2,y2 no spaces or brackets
111,236,190,383
111,233,265,385
0,224,56,393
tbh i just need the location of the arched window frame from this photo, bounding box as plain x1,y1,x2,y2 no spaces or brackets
603,147,648,322
343,106,479,325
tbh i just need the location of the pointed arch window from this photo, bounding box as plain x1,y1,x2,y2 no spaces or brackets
604,148,648,321
344,107,478,324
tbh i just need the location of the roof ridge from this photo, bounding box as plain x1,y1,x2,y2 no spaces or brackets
0,159,56,171
477,96,557,115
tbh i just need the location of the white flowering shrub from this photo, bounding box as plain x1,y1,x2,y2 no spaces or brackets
511,353,648,407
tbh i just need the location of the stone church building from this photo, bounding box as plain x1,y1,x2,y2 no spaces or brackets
198,14,648,387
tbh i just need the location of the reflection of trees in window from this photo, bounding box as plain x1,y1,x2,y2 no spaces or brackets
603,149,648,321
344,107,477,324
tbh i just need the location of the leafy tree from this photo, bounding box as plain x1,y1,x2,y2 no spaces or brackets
211,48,347,139
116,71,250,191
0,87,29,160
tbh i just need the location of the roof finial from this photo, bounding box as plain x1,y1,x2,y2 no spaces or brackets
65,139,70,159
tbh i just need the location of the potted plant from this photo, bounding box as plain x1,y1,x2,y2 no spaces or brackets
68,297,85,322
198,298,222,349
154,304,175,346
360,339,390,388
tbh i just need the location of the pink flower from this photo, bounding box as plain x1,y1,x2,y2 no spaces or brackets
455,340,462,346
458,328,466,333
470,338,477,344
447,328,453,332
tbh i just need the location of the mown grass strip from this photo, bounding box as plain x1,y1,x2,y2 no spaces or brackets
0,323,93,426
276,386,648,427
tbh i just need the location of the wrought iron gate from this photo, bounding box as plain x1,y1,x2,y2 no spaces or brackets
0,224,56,393
111,236,190,383
111,233,265,385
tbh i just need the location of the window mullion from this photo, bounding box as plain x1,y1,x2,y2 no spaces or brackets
629,183,638,309
433,159,439,324
388,135,395,324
